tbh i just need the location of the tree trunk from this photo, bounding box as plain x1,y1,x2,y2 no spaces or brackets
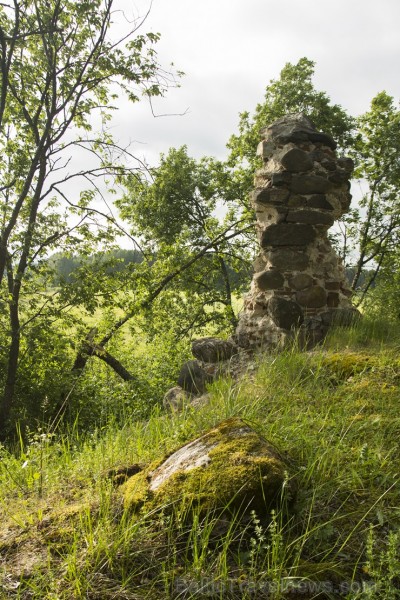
217,252,238,330
0,162,46,438
90,345,135,381
72,339,135,382
0,266,20,440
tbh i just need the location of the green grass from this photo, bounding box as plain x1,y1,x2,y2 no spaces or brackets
1,317,400,598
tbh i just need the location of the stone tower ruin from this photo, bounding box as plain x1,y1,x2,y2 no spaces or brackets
163,114,361,411
235,113,357,350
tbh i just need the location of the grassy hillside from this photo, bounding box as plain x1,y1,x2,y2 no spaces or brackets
1,318,399,599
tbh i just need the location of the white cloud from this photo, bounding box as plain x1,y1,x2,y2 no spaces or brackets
112,0,400,162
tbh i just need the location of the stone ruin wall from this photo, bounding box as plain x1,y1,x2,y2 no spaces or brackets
235,113,356,350
164,114,360,411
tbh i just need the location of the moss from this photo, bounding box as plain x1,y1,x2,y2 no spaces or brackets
123,418,291,517
321,352,376,380
105,463,143,486
0,502,93,583
123,468,153,509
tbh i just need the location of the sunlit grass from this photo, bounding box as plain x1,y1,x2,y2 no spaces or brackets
1,317,399,598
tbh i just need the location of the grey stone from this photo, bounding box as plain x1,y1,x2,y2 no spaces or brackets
287,195,305,207
230,113,356,354
124,418,293,517
337,157,354,173
253,187,289,205
290,174,332,195
327,292,340,307
253,255,267,272
255,204,288,224
280,148,313,172
303,315,323,330
339,192,352,211
163,386,190,412
296,286,327,308
257,140,275,159
286,209,334,226
307,195,334,210
307,131,337,149
261,223,316,247
233,331,252,349
289,273,313,291
325,281,340,290
267,296,304,330
192,337,237,363
255,270,285,291
270,172,292,187
178,360,211,394
260,113,336,150
267,249,310,271
320,159,336,171
310,148,328,162
299,317,327,348
320,310,335,326
328,170,350,184
189,393,211,409
340,285,353,300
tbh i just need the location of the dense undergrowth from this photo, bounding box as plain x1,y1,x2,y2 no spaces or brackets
1,317,400,599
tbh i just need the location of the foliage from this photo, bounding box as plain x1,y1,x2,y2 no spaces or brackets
49,249,143,283
227,57,355,173
361,527,400,599
0,41,399,444
0,0,173,437
61,329,190,430
359,253,400,321
344,92,400,300
117,145,253,336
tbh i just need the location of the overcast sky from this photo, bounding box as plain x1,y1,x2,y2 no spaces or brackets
110,0,400,166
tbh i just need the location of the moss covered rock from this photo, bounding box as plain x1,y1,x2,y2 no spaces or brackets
123,417,293,517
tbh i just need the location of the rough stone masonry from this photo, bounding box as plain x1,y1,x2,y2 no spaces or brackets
235,113,358,350
164,114,360,411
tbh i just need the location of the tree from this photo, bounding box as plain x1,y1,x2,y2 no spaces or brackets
71,62,400,404
212,58,357,249
49,60,400,425
117,146,252,334
224,59,400,309
0,0,172,438
361,253,400,321
67,148,253,386
227,58,355,174
2,43,398,438
49,249,143,283
346,92,400,302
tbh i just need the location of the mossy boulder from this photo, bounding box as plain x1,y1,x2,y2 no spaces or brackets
123,417,293,517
